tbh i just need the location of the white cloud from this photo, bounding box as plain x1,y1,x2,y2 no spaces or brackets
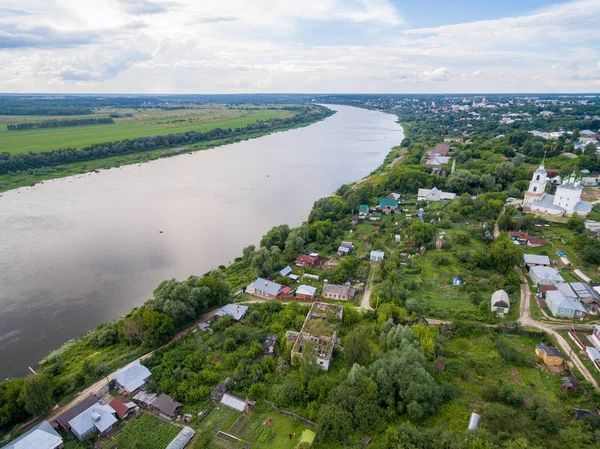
0,0,598,92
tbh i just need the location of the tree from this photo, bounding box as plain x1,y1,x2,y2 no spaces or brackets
494,162,516,187
406,222,436,248
568,212,585,233
21,375,54,416
284,228,306,257
497,213,514,231
251,247,277,277
242,245,255,265
345,327,372,366
260,224,290,250
447,169,481,194
489,234,523,274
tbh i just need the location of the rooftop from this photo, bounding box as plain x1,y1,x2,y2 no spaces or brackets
112,360,151,393
3,421,62,449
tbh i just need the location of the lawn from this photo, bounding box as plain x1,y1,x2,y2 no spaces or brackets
198,405,314,449
0,108,291,154
104,413,180,449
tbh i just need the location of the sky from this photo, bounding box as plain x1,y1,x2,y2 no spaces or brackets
0,0,599,94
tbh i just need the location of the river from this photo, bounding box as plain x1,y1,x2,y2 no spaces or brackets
0,104,403,379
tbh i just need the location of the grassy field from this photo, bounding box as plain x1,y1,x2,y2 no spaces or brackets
0,108,292,154
104,413,180,449
198,405,312,449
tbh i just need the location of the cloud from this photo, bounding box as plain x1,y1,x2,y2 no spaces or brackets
0,25,99,49
0,8,34,16
193,16,239,24
422,67,451,82
119,0,176,15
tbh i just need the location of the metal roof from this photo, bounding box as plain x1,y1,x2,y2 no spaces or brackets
297,285,317,296
220,393,248,412
215,303,248,321
279,266,292,277
54,395,99,429
112,360,151,393
253,278,283,296
523,254,550,265
3,421,63,449
68,403,117,436
530,266,565,282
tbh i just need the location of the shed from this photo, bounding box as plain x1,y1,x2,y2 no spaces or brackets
467,413,481,430
296,285,317,299
279,266,292,277
370,250,384,262
221,393,251,413
523,254,551,267
491,290,510,314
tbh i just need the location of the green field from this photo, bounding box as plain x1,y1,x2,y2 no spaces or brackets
0,108,291,154
104,413,180,449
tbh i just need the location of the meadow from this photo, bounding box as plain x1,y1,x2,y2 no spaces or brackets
0,108,292,154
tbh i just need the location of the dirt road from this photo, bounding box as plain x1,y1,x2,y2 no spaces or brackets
360,263,377,310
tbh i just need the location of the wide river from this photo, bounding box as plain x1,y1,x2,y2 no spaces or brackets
0,104,403,379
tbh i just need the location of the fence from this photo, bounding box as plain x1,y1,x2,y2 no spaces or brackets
265,401,317,429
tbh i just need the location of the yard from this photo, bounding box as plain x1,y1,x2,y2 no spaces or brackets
103,413,181,449
197,405,314,449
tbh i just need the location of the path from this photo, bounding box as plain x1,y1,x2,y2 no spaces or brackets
47,306,222,421
516,267,600,391
360,262,377,310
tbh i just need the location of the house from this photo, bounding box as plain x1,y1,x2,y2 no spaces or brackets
322,283,356,301
53,395,100,432
590,325,600,349
523,254,551,268
210,378,231,403
370,250,384,262
165,427,196,449
587,346,600,362
68,403,118,440
108,398,138,420
358,204,369,218
150,394,183,420
3,421,63,449
529,266,565,286
296,285,317,300
220,393,255,413
535,345,564,366
253,278,285,298
379,198,398,213
425,154,451,167
417,187,457,202
508,231,530,245
214,303,249,322
545,290,586,319
112,360,151,395
337,241,354,255
279,266,292,277
295,254,320,267
387,192,401,201
491,290,510,314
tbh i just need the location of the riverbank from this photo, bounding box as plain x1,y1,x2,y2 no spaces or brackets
0,108,333,193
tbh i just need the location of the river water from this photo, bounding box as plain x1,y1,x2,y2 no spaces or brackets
0,105,402,379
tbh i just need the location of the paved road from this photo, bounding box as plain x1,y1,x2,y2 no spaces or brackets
516,267,600,391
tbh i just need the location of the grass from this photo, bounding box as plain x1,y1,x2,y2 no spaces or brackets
105,413,180,449
0,108,291,154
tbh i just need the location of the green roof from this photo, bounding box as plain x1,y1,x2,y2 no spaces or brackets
359,204,369,212
380,198,398,207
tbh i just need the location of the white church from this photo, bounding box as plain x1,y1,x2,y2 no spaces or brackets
523,163,592,217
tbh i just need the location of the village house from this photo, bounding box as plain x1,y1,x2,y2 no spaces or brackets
295,254,320,267
523,254,551,269
417,187,457,202
214,303,248,322
358,204,369,218
379,197,398,213
337,241,354,256
210,378,231,403
508,231,547,247
150,394,183,420
529,266,565,286
429,143,451,156
387,192,401,201
68,403,118,441
109,398,138,420
322,283,357,301
545,290,586,320
490,290,510,315
370,250,385,262
4,421,63,449
112,360,151,395
252,278,287,299
296,284,317,300
53,394,100,432
535,345,564,366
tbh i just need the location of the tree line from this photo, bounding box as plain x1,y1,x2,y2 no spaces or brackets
0,107,332,175
7,117,114,131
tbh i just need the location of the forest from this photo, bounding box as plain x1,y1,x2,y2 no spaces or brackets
6,117,114,130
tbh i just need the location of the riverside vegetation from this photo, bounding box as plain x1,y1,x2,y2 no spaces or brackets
3,95,600,448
